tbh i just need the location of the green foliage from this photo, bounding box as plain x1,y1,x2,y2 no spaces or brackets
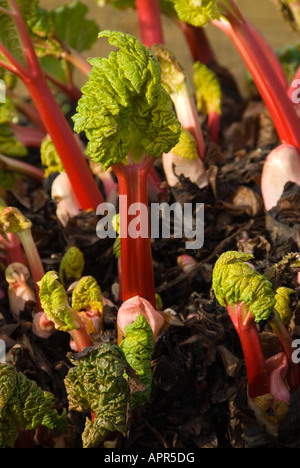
0,363,67,448
212,251,276,323
72,30,181,169
40,135,64,177
172,128,198,160
166,0,222,27
38,270,82,332
274,286,295,326
120,314,153,408
64,344,130,448
71,275,103,314
193,61,222,115
0,123,27,157
0,0,32,67
151,43,187,95
58,246,84,287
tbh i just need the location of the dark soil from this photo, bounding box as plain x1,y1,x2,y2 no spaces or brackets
2,63,300,448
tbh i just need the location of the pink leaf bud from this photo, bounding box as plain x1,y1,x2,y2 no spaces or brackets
51,172,82,227
177,254,198,274
117,295,165,342
261,144,300,211
5,262,36,319
32,311,55,339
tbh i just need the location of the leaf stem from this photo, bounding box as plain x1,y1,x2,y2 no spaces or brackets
135,0,164,47
226,302,270,398
113,155,156,308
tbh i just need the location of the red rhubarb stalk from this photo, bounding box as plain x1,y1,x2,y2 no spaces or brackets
226,302,270,398
113,155,156,308
212,5,300,152
135,0,164,47
0,0,104,211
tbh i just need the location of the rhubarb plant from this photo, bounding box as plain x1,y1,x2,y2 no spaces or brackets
0,206,45,307
38,270,93,352
0,363,68,448
151,43,206,161
64,344,130,448
72,30,181,307
166,0,300,153
0,0,104,210
212,251,300,433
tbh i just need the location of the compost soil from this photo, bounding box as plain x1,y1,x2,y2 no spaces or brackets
2,62,300,449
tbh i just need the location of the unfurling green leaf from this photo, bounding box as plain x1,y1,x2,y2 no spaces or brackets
38,270,82,332
71,276,103,314
120,314,153,408
0,123,27,157
58,246,84,287
193,61,222,115
64,343,129,448
166,0,222,27
212,251,276,322
40,135,64,177
0,206,32,233
151,44,186,95
72,30,181,169
275,286,295,326
0,363,67,448
172,128,198,160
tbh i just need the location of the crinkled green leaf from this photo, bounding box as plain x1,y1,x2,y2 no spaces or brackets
50,0,99,53
212,251,276,322
38,270,82,332
274,286,295,326
0,206,32,233
71,275,103,314
0,0,39,67
58,246,84,287
0,363,67,448
40,135,64,177
0,123,27,157
151,44,186,95
166,0,222,27
172,128,198,160
72,30,181,169
64,343,129,448
193,61,222,115
120,314,153,408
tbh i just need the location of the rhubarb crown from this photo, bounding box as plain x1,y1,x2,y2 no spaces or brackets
72,30,181,169
212,251,276,322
